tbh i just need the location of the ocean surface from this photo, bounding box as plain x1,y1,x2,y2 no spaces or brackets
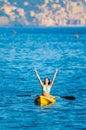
0,27,86,130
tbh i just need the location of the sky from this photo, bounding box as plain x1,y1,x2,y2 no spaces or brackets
0,0,86,26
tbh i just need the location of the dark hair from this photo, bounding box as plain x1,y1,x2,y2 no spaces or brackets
44,77,51,85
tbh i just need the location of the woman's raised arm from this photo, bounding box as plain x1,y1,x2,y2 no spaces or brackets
51,69,58,86
34,68,43,87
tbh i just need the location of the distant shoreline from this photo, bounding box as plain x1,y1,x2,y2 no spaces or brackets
0,25,86,28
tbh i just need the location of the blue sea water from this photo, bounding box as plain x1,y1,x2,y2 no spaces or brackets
0,27,86,130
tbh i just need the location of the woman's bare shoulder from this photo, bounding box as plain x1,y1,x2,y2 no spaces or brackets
41,83,44,87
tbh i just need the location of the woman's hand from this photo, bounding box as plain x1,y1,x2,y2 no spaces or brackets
56,69,58,73
34,68,37,72
34,68,43,87
51,69,58,86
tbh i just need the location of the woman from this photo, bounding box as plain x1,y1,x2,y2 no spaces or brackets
34,68,58,98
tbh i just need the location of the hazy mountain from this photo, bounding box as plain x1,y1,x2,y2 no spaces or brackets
0,0,86,26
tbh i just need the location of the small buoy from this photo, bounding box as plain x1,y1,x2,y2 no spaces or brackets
75,34,79,38
13,31,17,34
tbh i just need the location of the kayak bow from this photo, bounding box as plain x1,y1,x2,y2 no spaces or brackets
35,95,56,106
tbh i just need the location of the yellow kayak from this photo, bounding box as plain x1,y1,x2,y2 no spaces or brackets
35,95,56,106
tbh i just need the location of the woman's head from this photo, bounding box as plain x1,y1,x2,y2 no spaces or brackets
44,77,51,85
